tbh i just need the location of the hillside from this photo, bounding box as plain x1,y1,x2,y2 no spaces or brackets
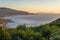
0,7,34,17
49,18,60,27
51,18,60,23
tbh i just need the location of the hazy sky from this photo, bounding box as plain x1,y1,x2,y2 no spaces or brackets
0,0,60,13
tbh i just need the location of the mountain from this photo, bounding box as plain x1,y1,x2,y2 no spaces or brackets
0,7,34,17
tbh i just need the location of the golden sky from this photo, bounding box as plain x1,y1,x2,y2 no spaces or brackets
0,0,60,14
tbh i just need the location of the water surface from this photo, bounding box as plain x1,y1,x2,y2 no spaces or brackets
4,15,60,28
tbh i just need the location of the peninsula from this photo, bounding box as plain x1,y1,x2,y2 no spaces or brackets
0,7,34,17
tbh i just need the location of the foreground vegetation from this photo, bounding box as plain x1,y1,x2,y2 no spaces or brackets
0,18,60,40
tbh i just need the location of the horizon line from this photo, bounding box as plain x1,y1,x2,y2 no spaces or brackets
0,7,60,14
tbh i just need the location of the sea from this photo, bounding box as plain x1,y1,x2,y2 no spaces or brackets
3,14,60,28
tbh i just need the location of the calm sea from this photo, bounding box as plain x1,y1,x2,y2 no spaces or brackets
3,15,60,28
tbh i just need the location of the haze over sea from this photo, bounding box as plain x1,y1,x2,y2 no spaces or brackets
3,14,60,28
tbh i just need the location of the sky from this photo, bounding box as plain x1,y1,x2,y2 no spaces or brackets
0,0,60,13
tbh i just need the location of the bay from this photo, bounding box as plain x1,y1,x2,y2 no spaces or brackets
3,15,60,28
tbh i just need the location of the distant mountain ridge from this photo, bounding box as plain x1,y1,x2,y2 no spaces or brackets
0,7,60,17
0,7,34,17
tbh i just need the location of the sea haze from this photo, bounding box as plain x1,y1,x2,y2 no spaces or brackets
3,14,60,28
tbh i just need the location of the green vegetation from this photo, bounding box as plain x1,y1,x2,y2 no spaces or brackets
0,18,60,40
